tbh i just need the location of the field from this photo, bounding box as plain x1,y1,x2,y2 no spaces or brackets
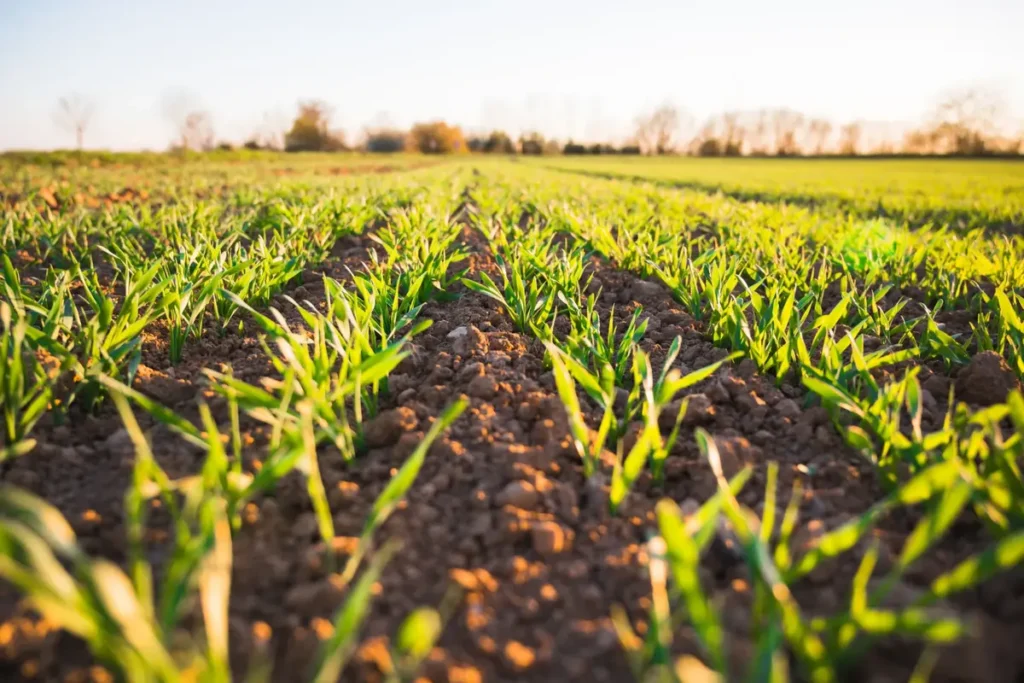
531,156,1024,233
1,153,1023,682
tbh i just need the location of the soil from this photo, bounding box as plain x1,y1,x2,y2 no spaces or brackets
2,195,1024,683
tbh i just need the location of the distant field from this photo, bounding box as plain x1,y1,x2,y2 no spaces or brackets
531,156,1024,230
0,149,431,169
0,151,441,210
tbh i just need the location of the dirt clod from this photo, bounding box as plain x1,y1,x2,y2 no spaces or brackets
774,398,801,419
363,407,418,447
496,480,540,510
467,374,498,399
955,351,1021,406
711,434,761,477
531,521,570,556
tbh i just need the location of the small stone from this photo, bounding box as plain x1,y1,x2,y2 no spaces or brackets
362,407,418,448
447,326,468,339
532,521,570,556
775,398,801,419
496,480,539,509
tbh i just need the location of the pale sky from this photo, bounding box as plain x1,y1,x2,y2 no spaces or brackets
1,0,1021,150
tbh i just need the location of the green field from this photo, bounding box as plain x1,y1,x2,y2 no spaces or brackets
531,156,1024,231
1,154,1023,682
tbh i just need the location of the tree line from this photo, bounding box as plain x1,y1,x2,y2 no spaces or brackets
672,89,1021,157
51,88,1022,157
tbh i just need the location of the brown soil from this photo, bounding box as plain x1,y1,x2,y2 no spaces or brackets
2,219,1023,683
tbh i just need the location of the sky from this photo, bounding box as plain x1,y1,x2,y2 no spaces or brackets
0,0,1021,150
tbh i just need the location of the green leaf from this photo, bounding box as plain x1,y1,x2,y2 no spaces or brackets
656,501,726,672
928,531,1024,600
898,480,973,570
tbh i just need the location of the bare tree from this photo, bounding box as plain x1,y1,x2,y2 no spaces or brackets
748,110,771,155
253,109,287,150
634,104,685,154
53,94,94,150
928,88,1006,155
690,112,745,156
806,118,833,155
720,111,745,156
690,117,722,156
770,109,805,155
163,91,215,152
839,122,863,155
183,111,215,151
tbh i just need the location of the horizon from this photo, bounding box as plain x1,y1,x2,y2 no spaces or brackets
1,0,1022,152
